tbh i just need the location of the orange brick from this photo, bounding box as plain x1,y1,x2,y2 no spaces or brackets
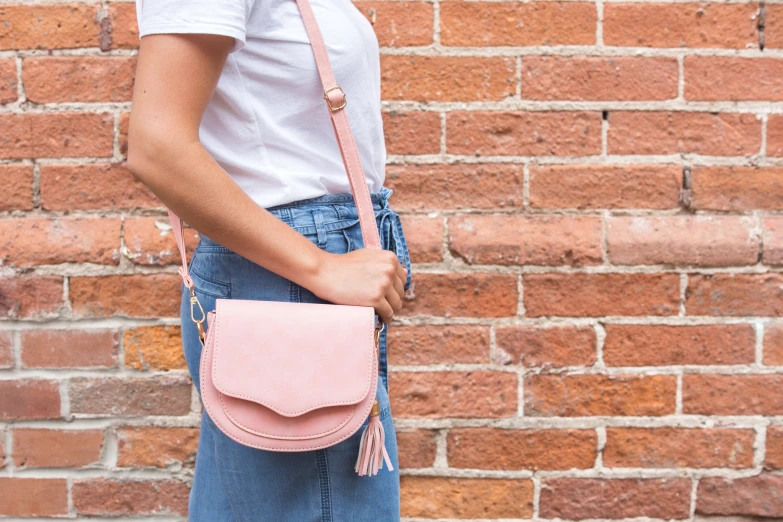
109,3,139,49
354,2,433,46
608,111,761,156
0,478,68,517
495,325,596,367
381,56,514,102
13,429,103,468
450,214,602,266
692,166,783,210
684,374,783,415
0,165,34,211
448,428,596,470
604,3,759,48
607,215,758,266
40,163,159,211
604,324,755,366
0,4,100,50
764,5,783,49
70,274,180,319
396,429,437,468
0,379,60,420
69,376,192,417
382,110,440,155
523,57,677,101
765,323,783,365
525,374,676,416
524,273,680,317
123,325,185,371
541,478,691,519
766,426,783,470
686,274,783,316
604,428,755,468
440,2,596,46
0,218,120,267
385,164,523,211
23,56,136,103
685,57,783,101
0,113,113,159
123,217,199,266
697,475,783,517
398,215,442,263
21,329,118,369
0,58,17,103
117,426,198,468
401,476,533,519
529,164,681,209
447,111,602,156
388,325,489,365
0,277,63,319
401,273,518,318
73,479,189,516
390,371,517,418
764,217,783,265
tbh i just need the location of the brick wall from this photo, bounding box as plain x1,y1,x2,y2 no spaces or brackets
1,0,782,519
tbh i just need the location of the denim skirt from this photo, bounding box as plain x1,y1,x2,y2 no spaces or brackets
179,186,411,521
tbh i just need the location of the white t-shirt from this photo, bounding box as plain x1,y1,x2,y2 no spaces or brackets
135,0,386,208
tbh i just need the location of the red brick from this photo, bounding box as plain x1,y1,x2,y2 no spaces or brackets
396,429,437,468
769,114,783,156
764,217,783,265
0,331,12,369
21,329,118,369
686,274,783,316
0,113,114,159
523,57,677,101
608,111,761,156
697,475,783,517
0,58,17,103
0,218,120,266
0,4,100,50
525,374,676,416
604,324,755,367
604,3,759,48
447,111,602,156
388,325,489,365
684,374,783,415
123,325,185,371
354,2,433,46
764,5,783,49
0,478,68,517
70,274,181,318
692,166,783,210
390,371,517,418
124,217,199,266
385,164,523,211
495,325,596,367
401,273,518,318
13,429,103,468
69,376,192,416
541,478,691,519
109,3,139,49
686,57,783,101
524,273,680,317
119,112,130,156
765,323,783,365
399,215,442,264
0,428,5,468
40,163,159,211
382,110,440,155
73,479,189,516
117,426,198,468
530,164,681,209
766,426,783,469
450,214,602,266
604,428,755,468
382,56,514,102
448,428,596,470
0,379,60,420
0,165,34,211
23,56,136,103
0,276,63,319
401,476,533,519
440,2,596,46
607,216,758,266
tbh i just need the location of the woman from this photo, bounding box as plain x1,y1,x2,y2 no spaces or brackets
127,0,411,519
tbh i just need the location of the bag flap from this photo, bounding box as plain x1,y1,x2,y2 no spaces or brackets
210,299,376,417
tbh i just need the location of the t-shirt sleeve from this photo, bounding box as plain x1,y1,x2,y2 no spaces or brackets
136,0,254,53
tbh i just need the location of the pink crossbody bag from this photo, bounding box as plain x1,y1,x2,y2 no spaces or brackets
161,0,393,476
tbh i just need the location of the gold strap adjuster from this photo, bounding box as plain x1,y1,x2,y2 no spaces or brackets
324,86,347,112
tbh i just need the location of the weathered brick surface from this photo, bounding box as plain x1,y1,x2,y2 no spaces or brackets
683,374,783,415
766,426,783,470
354,2,432,47
495,325,596,367
23,56,136,103
72,479,189,516
116,426,198,468
0,165,34,211
0,331,13,369
691,166,783,210
21,329,118,368
123,325,185,371
686,274,783,316
12,429,103,468
388,325,489,365
401,477,533,519
0,113,114,159
0,478,68,516
0,379,60,420
70,274,181,318
396,429,437,468
696,475,783,517
400,273,518,318
68,376,192,417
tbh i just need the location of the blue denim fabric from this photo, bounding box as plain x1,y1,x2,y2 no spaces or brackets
179,186,410,521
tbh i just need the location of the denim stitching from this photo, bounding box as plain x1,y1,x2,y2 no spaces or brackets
316,449,333,522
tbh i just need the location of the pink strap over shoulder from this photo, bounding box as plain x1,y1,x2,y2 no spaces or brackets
167,0,382,286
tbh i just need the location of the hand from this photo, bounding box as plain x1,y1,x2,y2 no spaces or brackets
309,249,407,323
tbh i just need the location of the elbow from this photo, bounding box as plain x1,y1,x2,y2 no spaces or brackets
126,128,160,184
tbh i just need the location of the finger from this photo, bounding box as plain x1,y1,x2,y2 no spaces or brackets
395,259,407,282
385,284,403,314
392,271,404,301
375,299,395,324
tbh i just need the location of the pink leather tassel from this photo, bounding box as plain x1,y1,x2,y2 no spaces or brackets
355,400,393,476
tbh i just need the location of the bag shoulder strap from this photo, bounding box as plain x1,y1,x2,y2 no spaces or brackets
167,0,382,291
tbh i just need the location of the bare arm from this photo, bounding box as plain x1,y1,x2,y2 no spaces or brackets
128,34,405,321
